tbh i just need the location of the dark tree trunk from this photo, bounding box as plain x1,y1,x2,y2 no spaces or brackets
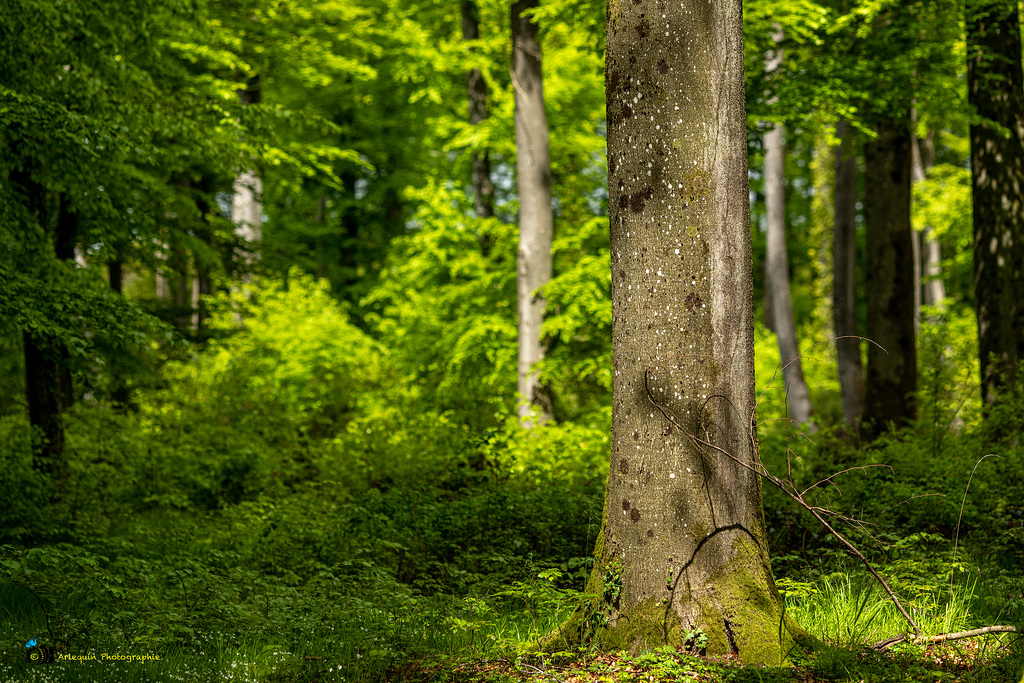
107,259,136,410
863,118,917,437
587,0,791,662
512,0,554,426
168,241,192,331
108,261,123,294
966,0,1024,413
462,0,495,219
24,332,68,479
338,170,361,288
833,119,865,425
24,192,77,478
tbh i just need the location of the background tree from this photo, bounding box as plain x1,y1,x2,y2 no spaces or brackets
462,0,495,219
833,119,865,425
863,115,917,437
966,0,1024,415
762,32,815,429
512,0,555,425
595,0,791,660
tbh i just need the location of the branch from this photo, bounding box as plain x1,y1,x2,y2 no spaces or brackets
873,625,1020,650
643,370,922,639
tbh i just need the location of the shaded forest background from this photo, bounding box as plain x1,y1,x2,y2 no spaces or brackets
0,0,1023,681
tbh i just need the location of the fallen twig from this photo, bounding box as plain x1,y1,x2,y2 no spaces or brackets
872,625,1019,650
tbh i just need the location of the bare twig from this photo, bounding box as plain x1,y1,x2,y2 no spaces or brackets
873,625,1020,650
643,369,923,639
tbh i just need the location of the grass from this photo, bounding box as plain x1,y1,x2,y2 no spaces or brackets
1,563,1020,683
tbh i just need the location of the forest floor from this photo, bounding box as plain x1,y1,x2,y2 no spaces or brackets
393,641,1024,683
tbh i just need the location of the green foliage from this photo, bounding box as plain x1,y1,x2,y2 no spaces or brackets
1,0,1022,681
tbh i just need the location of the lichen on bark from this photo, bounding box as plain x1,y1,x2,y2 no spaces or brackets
578,0,798,664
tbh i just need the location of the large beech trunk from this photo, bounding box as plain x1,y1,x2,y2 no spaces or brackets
833,119,865,425
863,118,917,437
966,0,1024,412
512,0,554,425
590,0,791,662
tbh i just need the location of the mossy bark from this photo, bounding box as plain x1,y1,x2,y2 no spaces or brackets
585,0,795,665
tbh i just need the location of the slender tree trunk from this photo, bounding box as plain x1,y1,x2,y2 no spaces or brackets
107,259,137,410
109,261,123,294
462,0,495,219
590,0,791,661
338,171,361,289
192,188,213,332
155,242,170,299
913,127,946,307
168,242,192,331
762,261,776,333
316,195,329,280
966,0,1024,412
512,0,554,425
234,75,262,268
833,120,864,425
763,39,814,428
863,118,917,437
911,213,921,333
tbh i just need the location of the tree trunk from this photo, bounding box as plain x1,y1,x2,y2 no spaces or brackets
24,332,67,479
863,118,917,437
234,75,262,268
833,120,864,425
24,192,77,479
109,261,123,294
338,170,361,287
913,128,946,307
512,0,554,426
966,0,1024,412
592,0,791,662
168,241,192,331
462,0,495,219
763,40,814,427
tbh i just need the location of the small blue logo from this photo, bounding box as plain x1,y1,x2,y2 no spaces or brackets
25,639,37,648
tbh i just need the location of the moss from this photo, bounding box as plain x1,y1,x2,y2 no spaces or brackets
680,168,711,205
608,0,621,30
591,531,798,664
599,597,686,651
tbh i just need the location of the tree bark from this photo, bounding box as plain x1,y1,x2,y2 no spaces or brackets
833,120,864,425
512,0,554,426
966,0,1024,412
23,192,77,479
108,261,123,294
593,0,791,662
863,118,917,437
234,74,262,268
763,39,814,428
462,0,495,219
912,127,946,307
